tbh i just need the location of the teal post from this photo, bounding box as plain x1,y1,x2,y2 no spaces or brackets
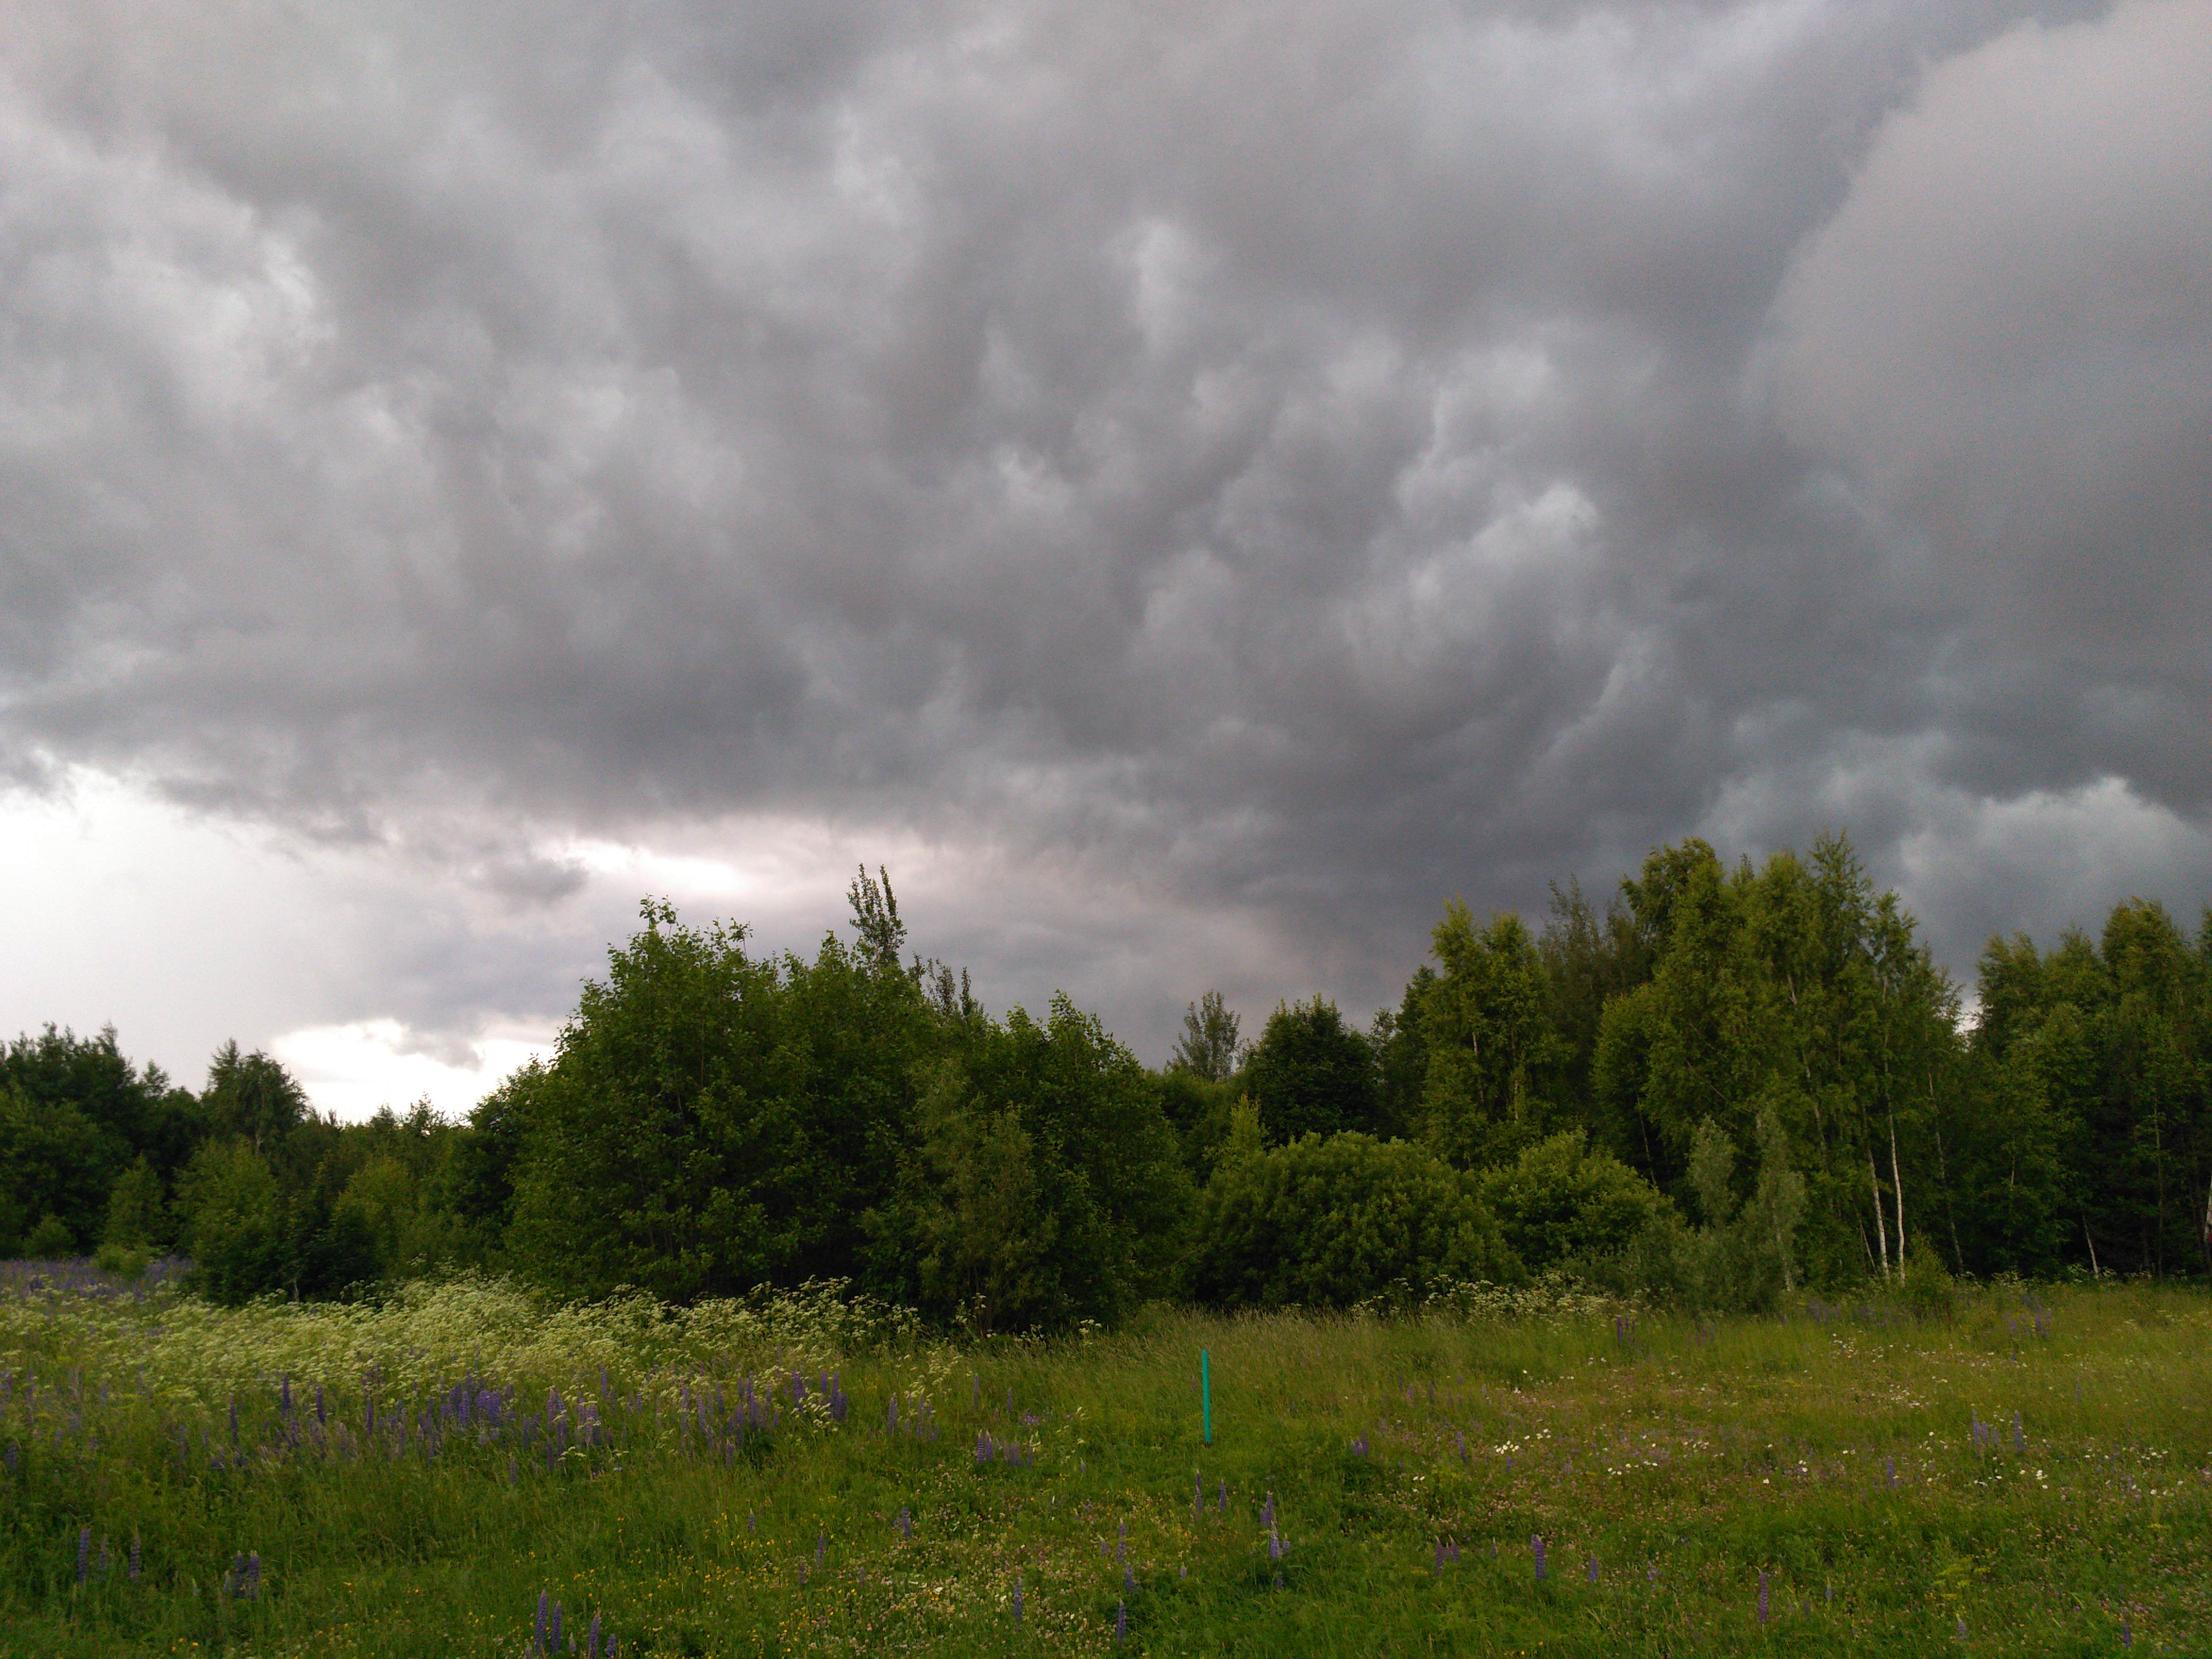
1201,1349,1212,1445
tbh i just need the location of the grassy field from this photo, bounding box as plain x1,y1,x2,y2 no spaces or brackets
0,1266,2205,1657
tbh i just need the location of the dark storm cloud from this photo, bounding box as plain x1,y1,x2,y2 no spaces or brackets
3,0,2206,1063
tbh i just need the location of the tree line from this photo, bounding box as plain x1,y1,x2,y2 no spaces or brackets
6,838,2208,1323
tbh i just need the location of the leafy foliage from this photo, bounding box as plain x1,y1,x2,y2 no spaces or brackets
1478,1129,1666,1272
508,889,931,1302
1237,996,1379,1142
881,998,1191,1330
1188,1129,1519,1308
4,836,2208,1334
1170,990,1242,1082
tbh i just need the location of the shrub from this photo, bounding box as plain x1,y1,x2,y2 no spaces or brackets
20,1213,74,1259
93,1241,150,1277
1479,1129,1668,1271
1900,1238,1960,1322
103,1154,171,1250
1188,1130,1520,1309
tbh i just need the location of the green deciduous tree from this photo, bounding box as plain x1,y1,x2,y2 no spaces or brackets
201,1042,309,1153
1170,991,1242,1083
882,998,1190,1330
1238,996,1379,1143
0,1082,105,1257
177,1138,287,1304
1417,904,1557,1169
508,885,933,1301
103,1155,171,1251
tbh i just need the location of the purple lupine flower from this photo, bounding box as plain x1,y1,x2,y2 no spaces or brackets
1118,1519,1127,1559
1115,1601,1127,1646
1956,1616,1966,1639
2122,1616,2133,1647
588,1613,601,1657
1260,1495,1272,1530
1013,1572,1024,1623
549,1601,563,1651
1435,1541,1445,1573
1457,1429,1467,1465
97,1536,110,1577
816,1529,825,1569
748,1512,756,1533
1886,1454,1897,1488
1124,1562,1134,1593
281,1376,291,1417
1587,1556,1598,1585
129,1532,141,1582
1758,1569,1769,1624
246,1552,261,1598
2013,1411,2023,1451
77,1526,89,1583
1532,1536,1546,1581
316,1385,326,1427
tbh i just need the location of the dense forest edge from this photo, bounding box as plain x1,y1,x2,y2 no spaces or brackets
7,833,2210,1326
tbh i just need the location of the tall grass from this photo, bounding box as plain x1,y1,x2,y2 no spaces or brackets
1,1263,2204,1655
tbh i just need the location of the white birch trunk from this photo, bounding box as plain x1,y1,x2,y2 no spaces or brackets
1869,1147,1891,1281
1889,1113,1907,1270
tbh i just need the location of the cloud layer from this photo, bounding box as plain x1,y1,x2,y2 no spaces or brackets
2,0,2206,1105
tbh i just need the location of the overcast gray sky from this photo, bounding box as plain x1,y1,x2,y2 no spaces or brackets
4,0,2208,1115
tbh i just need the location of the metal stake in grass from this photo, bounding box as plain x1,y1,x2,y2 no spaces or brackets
1200,1350,1212,1445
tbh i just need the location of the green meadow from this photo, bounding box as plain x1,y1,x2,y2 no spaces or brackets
1,1268,2204,1658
